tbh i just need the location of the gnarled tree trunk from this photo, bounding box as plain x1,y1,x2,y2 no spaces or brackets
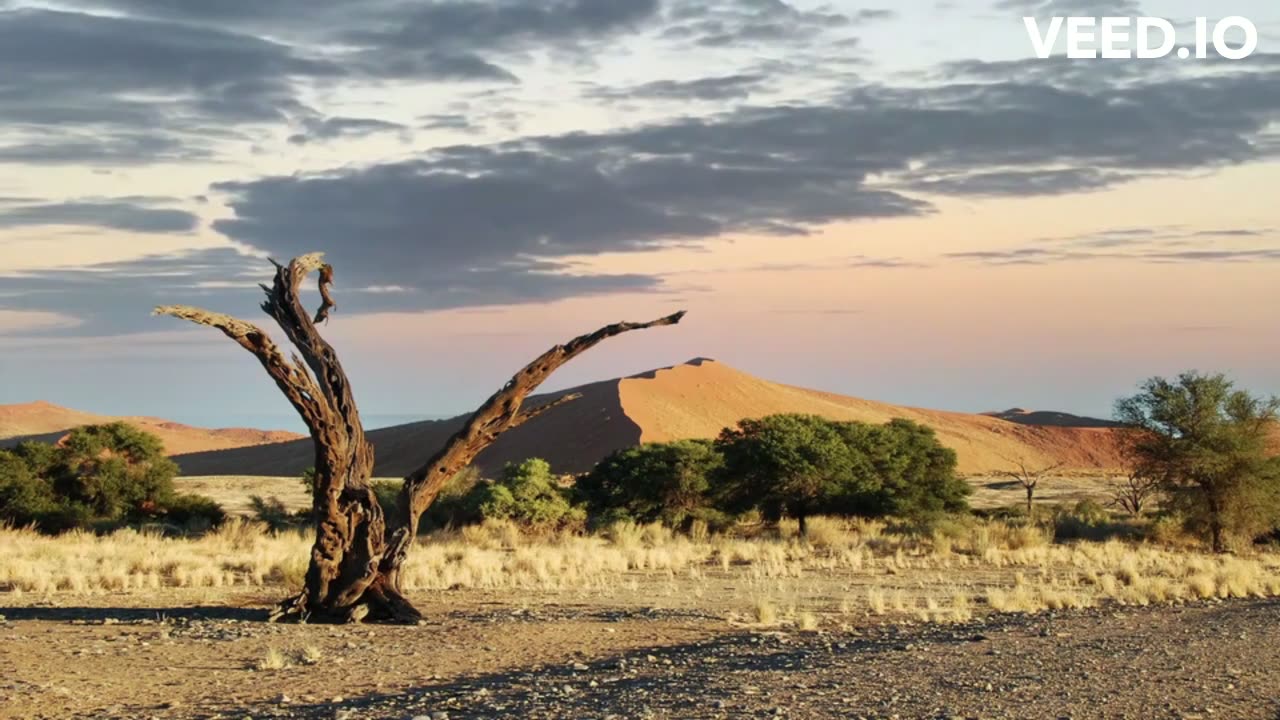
157,253,684,623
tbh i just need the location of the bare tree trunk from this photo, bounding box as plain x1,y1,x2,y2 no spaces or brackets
1206,491,1226,554
157,253,684,623
1025,484,1034,515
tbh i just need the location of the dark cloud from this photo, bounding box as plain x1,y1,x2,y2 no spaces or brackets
199,59,1280,308
420,114,477,132
663,0,851,48
906,168,1131,197
345,0,660,55
1,247,663,336
287,116,411,146
586,73,769,102
0,132,203,166
0,199,199,233
0,8,341,163
0,9,338,122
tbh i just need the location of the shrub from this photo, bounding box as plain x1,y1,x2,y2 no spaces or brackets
419,467,485,531
164,493,228,531
468,459,585,531
249,495,309,533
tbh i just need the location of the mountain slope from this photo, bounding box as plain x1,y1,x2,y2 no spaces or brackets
172,359,1129,477
0,401,303,455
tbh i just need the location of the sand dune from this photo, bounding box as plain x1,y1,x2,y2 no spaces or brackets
0,400,303,456
170,358,1130,478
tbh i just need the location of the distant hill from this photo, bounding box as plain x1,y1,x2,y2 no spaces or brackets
171,359,1131,478
0,400,303,455
981,408,1124,429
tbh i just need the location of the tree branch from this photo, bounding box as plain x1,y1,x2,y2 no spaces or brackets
153,304,325,429
380,311,686,572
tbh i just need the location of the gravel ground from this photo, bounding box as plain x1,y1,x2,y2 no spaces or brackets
4,597,1278,720
227,599,1280,720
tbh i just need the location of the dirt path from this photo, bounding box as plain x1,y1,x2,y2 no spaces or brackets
3,595,1278,719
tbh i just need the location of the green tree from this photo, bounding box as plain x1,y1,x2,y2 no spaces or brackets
0,450,56,524
470,459,584,530
578,440,725,529
50,422,179,519
859,419,969,518
1115,372,1280,552
716,414,865,534
0,423,220,533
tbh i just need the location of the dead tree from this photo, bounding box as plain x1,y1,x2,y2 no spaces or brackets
998,457,1065,515
1108,470,1161,516
156,253,684,623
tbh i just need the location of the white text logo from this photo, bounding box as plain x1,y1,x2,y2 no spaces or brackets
1024,17,1258,60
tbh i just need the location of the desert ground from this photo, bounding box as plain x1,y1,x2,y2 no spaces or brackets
4,508,1280,719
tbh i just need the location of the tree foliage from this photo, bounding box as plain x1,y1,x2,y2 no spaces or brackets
1115,371,1280,552
0,422,223,533
469,459,585,531
857,419,969,518
577,440,726,529
716,414,859,533
713,414,968,533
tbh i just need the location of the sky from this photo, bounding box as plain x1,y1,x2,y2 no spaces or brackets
1,0,1278,431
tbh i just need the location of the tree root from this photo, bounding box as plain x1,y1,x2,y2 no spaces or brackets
267,580,422,625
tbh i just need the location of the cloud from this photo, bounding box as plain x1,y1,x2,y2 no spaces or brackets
586,73,769,102
287,116,411,146
192,56,1280,316
0,199,200,233
0,8,341,163
0,246,666,336
947,225,1280,265
662,0,852,47
993,0,1144,16
906,168,1132,197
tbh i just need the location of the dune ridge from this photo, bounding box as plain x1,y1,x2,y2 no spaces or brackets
0,400,303,456
165,358,1130,477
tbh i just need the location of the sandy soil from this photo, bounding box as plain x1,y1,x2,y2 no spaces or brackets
2,589,1276,720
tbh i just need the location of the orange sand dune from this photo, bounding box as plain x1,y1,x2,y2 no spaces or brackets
0,400,303,456
171,359,1129,478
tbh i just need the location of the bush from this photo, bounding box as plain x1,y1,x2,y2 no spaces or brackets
468,459,585,531
164,493,228,531
0,423,223,534
249,496,310,533
420,467,485,531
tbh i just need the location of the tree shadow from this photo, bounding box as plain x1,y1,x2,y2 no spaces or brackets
226,621,1001,719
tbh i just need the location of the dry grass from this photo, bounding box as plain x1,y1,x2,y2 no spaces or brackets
3,516,1279,626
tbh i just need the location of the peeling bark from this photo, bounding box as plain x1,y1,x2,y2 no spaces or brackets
157,253,684,623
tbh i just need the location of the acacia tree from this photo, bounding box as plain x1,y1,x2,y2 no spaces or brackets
157,253,683,623
1115,371,1279,552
